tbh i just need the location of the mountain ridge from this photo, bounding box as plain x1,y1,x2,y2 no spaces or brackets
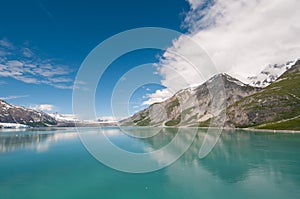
225,60,300,130
247,59,297,87
2,60,299,130
0,99,57,127
0,100,118,128
121,60,300,130
120,73,260,127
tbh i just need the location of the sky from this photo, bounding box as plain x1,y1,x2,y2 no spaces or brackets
1,0,300,120
0,0,189,117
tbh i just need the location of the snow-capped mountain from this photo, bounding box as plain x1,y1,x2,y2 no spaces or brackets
226,60,300,128
48,113,118,127
0,100,57,127
120,59,300,129
247,59,298,87
0,122,28,128
48,113,80,123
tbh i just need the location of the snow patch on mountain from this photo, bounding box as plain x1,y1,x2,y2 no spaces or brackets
0,122,28,128
49,113,80,122
247,59,298,87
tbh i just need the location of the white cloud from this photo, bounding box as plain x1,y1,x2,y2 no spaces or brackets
0,38,13,49
48,77,73,83
16,76,39,84
0,49,10,56
0,95,29,100
7,60,24,67
33,64,70,77
145,0,300,105
0,39,74,89
31,104,54,112
22,48,34,58
142,89,173,105
0,60,72,89
187,0,206,10
49,83,73,89
185,0,300,79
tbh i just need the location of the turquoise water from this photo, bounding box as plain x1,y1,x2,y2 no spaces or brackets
0,127,300,199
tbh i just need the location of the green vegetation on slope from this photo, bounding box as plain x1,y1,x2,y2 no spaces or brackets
226,61,300,129
197,118,212,127
136,118,151,126
132,109,151,126
257,117,300,130
166,98,179,116
165,117,181,126
25,121,56,127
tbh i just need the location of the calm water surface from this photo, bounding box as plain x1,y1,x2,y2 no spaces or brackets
0,127,300,199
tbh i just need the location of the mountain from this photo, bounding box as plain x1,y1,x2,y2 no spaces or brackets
247,60,297,87
121,60,300,130
48,113,80,123
2,60,299,130
226,60,300,130
0,100,57,127
49,113,118,127
120,73,260,127
0,101,117,128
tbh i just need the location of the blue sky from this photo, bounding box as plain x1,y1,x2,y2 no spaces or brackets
0,0,190,116
1,0,299,119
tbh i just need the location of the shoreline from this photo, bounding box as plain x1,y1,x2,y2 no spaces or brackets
188,126,300,134
1,125,300,134
239,127,300,134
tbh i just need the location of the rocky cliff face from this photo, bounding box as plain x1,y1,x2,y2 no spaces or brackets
120,73,260,127
121,60,300,130
226,60,300,128
0,100,57,127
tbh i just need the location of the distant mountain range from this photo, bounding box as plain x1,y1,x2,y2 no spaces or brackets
0,101,116,128
121,59,300,130
1,59,299,130
0,100,57,127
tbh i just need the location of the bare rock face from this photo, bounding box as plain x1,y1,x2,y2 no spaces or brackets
120,73,260,127
0,100,57,127
121,60,300,129
226,60,300,127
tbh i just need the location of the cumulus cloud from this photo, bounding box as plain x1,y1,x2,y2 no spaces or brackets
0,38,74,89
184,0,300,79
187,0,207,10
31,104,55,112
142,89,173,105
144,0,300,106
